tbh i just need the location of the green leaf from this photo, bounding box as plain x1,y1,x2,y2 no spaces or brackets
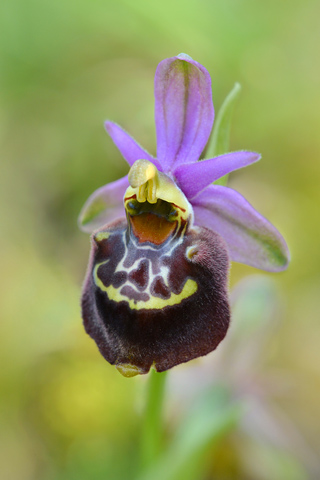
206,82,241,186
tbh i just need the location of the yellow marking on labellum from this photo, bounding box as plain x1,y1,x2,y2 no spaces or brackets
94,262,197,310
115,363,143,377
94,232,110,242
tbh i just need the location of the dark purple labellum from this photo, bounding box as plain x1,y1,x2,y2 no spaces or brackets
82,222,230,376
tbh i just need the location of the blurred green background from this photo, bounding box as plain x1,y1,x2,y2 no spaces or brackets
1,0,319,479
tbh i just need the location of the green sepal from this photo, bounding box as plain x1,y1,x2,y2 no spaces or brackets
206,82,242,186
78,177,128,233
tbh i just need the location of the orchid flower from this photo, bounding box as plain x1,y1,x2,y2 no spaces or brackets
79,54,289,377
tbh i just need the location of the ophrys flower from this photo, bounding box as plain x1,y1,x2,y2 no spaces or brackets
79,54,289,377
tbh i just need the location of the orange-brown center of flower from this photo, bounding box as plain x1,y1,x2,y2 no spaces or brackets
130,212,176,245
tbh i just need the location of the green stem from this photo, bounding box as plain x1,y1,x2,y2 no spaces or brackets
140,369,168,470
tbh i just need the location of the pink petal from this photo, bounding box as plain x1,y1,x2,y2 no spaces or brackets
174,151,260,199
105,121,162,170
192,185,290,272
155,54,214,172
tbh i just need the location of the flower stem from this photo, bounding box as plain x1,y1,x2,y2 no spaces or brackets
140,369,168,470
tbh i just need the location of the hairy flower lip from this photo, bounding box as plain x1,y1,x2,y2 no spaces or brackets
82,217,230,375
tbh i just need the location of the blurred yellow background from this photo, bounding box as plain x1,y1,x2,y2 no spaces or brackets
1,1,319,479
